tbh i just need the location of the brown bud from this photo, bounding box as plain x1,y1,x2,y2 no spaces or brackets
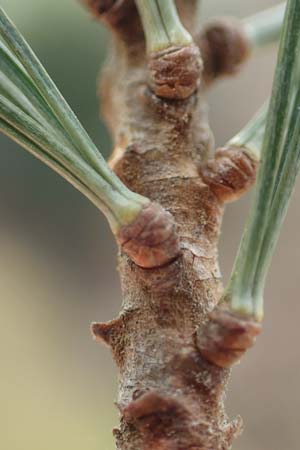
196,305,262,369
148,44,202,100
201,146,258,203
117,203,180,269
198,18,251,85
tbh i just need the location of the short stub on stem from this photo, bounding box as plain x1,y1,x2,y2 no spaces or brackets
116,202,180,269
196,305,262,369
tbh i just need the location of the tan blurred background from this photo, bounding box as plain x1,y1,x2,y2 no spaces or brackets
0,1,299,449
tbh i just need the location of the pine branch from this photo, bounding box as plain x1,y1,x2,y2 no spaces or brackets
0,7,180,268
0,8,131,193
224,0,300,321
196,0,299,370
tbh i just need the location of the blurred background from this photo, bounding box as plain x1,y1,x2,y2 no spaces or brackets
0,1,299,449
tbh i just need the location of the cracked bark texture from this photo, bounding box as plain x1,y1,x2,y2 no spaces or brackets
84,1,258,449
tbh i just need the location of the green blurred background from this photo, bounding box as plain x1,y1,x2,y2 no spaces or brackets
0,1,299,449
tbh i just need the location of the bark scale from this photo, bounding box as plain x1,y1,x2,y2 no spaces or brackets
84,1,260,448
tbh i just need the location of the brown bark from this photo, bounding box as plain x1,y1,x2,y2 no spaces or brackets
84,1,260,449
